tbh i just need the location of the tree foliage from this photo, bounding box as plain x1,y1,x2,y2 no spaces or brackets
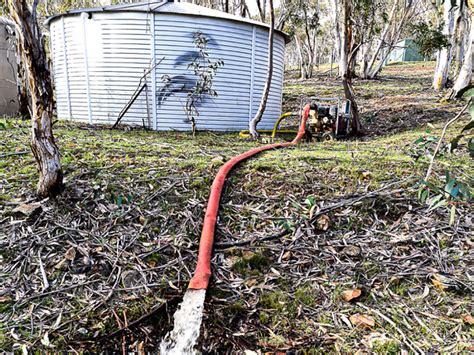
283,0,320,78
409,20,450,58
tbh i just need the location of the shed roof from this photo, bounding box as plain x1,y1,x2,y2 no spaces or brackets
45,1,290,42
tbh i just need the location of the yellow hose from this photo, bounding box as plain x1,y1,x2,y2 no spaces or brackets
271,112,295,138
239,129,297,138
238,112,297,138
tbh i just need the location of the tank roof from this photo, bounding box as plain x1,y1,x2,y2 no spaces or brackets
45,1,289,43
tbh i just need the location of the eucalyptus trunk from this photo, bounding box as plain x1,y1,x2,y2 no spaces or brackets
361,43,370,79
249,0,274,138
342,76,363,135
330,0,341,70
7,0,63,198
295,36,306,79
340,0,363,135
366,0,398,78
453,10,466,75
16,49,30,120
451,17,474,98
433,0,459,91
369,3,411,79
339,0,350,78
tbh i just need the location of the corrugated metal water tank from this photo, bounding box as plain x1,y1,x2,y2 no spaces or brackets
0,17,19,116
47,1,288,131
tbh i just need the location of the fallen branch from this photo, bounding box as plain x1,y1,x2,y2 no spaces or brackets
215,178,415,249
111,83,147,129
0,151,29,158
16,279,101,306
310,178,415,224
111,57,164,129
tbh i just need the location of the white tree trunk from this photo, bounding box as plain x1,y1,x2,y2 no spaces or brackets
370,47,386,77
366,0,398,77
330,0,341,71
330,46,335,76
295,36,306,79
452,18,474,96
249,0,274,137
361,43,371,79
339,39,348,78
339,0,349,78
453,10,466,75
433,0,459,91
369,1,413,78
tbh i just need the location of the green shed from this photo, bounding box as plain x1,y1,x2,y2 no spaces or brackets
386,38,424,63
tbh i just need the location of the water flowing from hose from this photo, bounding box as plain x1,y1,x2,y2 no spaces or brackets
159,289,206,354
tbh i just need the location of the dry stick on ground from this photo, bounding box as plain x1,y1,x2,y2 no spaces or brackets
99,297,181,341
424,98,472,181
215,178,415,249
16,279,101,307
0,151,29,158
309,178,415,223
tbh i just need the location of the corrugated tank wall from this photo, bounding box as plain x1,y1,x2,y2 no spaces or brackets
49,11,285,131
50,18,71,120
86,12,152,126
154,13,254,131
0,20,18,116
51,12,152,126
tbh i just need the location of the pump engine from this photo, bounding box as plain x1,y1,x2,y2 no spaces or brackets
307,97,351,141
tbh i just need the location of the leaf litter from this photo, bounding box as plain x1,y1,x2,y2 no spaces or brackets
0,62,473,352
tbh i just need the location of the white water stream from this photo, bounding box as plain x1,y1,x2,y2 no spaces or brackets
160,289,206,354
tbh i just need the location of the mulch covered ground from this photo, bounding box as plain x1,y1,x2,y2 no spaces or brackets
1,62,472,352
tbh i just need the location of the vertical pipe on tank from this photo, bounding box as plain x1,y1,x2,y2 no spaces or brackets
248,25,256,122
60,17,71,120
150,13,157,130
81,12,92,124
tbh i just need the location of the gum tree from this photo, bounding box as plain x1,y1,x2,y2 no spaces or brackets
451,1,474,97
7,0,63,198
249,0,275,138
340,0,363,135
433,0,461,91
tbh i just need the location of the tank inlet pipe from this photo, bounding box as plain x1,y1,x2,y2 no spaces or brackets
238,129,297,138
188,104,310,290
238,112,297,139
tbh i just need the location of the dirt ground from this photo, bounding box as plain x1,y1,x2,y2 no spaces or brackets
0,62,472,353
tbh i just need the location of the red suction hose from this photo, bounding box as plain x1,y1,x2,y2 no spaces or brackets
188,104,311,290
